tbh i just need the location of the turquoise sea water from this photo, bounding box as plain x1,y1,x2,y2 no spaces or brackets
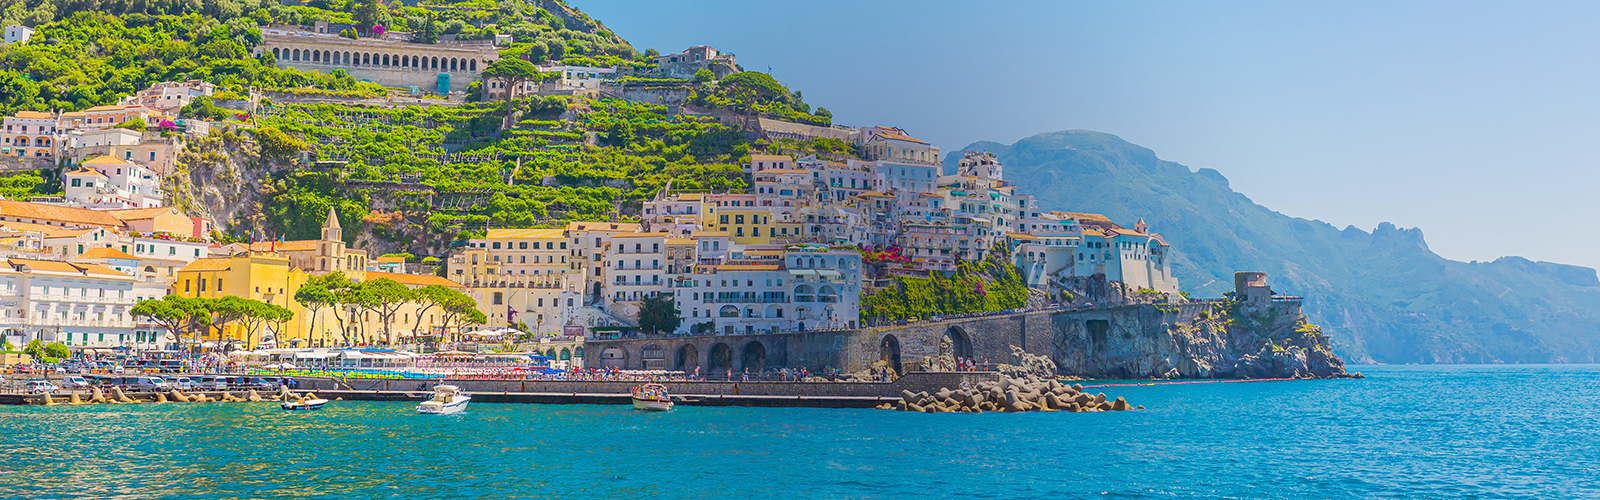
2,364,1597,499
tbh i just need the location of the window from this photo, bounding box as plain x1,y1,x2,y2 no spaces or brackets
519,242,528,249
493,242,502,249
493,292,503,305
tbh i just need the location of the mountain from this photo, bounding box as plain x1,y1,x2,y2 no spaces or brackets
949,130,1600,364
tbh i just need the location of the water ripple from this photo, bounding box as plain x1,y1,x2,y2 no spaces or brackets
1,365,1597,498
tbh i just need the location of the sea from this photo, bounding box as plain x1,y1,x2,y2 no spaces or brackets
1,364,1596,499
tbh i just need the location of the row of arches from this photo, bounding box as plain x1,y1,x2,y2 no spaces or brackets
7,136,51,147
271,47,480,72
709,304,833,320
597,340,772,375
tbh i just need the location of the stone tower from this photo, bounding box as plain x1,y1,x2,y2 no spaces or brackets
318,207,345,273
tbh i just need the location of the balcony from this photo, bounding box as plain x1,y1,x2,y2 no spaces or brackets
700,296,789,304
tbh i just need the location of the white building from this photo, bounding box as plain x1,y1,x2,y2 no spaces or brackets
61,155,164,209
0,258,142,352
2,111,60,159
3,25,33,45
607,232,668,304
117,80,216,112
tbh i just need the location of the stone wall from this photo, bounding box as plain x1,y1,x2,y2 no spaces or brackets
583,299,1347,380
297,371,998,397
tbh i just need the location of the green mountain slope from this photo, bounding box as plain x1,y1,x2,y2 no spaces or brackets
950,130,1600,364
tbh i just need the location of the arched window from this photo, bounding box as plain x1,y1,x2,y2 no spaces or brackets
719,305,739,318
470,59,477,71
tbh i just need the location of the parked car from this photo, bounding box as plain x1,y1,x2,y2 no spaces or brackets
25,380,59,394
170,377,196,391
192,376,230,391
127,376,171,391
251,377,284,389
60,376,90,390
154,360,187,373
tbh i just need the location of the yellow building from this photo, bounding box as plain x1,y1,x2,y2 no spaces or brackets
173,251,310,347
172,209,466,348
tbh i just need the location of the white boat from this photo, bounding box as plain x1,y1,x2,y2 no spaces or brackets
417,385,470,415
281,396,328,411
631,383,673,412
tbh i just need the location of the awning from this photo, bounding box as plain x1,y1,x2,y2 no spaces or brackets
816,270,842,277
789,269,818,276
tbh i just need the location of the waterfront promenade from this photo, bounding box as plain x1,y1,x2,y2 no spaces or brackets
0,371,998,409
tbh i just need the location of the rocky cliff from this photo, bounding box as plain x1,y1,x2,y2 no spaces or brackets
952,130,1600,364
1052,299,1350,379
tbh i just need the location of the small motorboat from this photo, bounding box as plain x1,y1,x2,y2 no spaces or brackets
631,383,673,412
281,393,328,411
417,385,470,415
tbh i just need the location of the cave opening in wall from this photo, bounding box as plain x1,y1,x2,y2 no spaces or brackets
742,341,767,371
880,334,903,375
944,326,973,360
708,342,733,375
1086,320,1110,347
675,344,699,372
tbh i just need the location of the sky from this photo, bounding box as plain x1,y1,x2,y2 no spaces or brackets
578,0,1600,269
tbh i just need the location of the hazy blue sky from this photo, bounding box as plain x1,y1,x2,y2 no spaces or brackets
579,0,1600,268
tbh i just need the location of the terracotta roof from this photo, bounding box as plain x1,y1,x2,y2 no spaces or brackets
77,263,134,279
78,247,137,260
65,167,108,178
1009,233,1041,241
178,258,235,273
12,111,52,119
107,207,180,221
691,231,730,237
272,240,319,252
84,105,147,112
0,200,124,228
716,264,783,271
8,259,85,275
674,193,704,201
565,221,641,232
83,155,135,166
1057,212,1122,230
0,220,62,233
665,238,695,245
612,232,669,239
486,228,565,239
366,271,463,288
749,154,793,161
873,132,929,145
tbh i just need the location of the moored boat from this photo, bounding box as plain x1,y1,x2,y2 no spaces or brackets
281,394,328,411
417,385,470,415
631,383,673,411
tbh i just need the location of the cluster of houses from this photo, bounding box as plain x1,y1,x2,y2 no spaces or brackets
0,23,1182,363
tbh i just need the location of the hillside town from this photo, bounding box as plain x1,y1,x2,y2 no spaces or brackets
0,22,1181,369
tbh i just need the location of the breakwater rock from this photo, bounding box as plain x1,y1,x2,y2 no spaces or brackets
877,376,1140,413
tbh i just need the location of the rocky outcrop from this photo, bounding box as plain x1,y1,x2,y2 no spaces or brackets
874,376,1142,413
1052,299,1356,379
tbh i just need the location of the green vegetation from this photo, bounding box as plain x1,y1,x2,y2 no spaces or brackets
0,171,57,200
255,96,750,242
861,260,1029,322
130,294,293,349
638,295,681,335
292,272,482,345
690,71,831,126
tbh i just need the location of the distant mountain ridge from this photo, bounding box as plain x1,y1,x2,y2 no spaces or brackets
948,130,1600,364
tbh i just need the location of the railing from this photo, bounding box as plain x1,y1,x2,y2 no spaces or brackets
700,296,789,304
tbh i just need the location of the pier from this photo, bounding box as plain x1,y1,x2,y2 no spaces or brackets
0,372,999,409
